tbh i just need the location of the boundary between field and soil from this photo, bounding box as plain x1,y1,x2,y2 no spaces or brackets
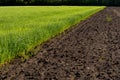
0,6,105,67
0,7,120,80
0,6,105,70
20,7,106,63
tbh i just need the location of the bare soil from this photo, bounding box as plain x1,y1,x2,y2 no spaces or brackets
0,7,120,80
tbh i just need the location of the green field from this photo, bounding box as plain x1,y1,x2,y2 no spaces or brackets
0,6,105,64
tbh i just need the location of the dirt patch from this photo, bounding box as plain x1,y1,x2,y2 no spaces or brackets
113,7,120,17
0,7,120,80
113,10,120,17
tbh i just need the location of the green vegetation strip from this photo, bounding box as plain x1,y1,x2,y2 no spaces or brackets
0,6,105,65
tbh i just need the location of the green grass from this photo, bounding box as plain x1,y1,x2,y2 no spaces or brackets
0,6,105,65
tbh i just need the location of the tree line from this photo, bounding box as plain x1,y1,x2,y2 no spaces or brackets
0,0,120,6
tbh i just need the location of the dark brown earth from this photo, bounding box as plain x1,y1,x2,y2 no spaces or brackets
0,7,120,80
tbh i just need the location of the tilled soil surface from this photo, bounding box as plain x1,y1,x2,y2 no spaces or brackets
0,7,120,80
